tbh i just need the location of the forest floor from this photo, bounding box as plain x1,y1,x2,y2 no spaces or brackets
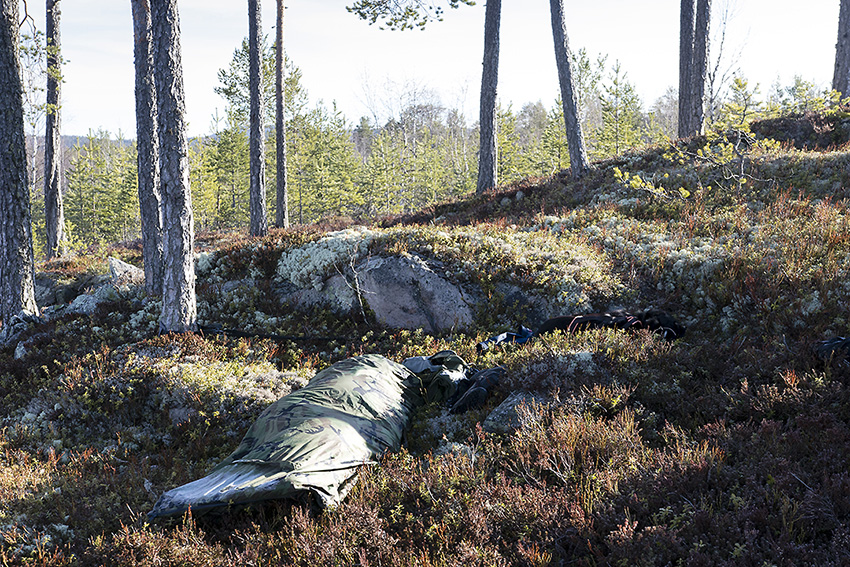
3,112,850,566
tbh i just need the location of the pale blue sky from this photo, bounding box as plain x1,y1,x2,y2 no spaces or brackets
21,0,839,137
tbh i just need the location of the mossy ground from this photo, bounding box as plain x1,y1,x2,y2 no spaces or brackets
2,121,850,565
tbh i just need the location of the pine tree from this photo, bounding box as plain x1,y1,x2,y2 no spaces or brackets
187,136,220,232
359,129,399,217
346,0,474,31
835,0,850,97
64,132,140,246
215,38,276,128
715,76,762,129
549,0,589,178
291,104,362,222
495,104,526,184
596,62,643,158
274,0,288,228
540,100,570,175
131,0,163,296
476,0,500,194
248,0,268,237
44,0,66,259
679,0,711,137
66,131,110,245
211,115,250,229
0,0,40,330
151,0,196,334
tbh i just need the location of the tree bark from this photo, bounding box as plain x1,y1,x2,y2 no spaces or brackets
679,0,710,137
549,0,589,179
275,0,289,228
131,0,164,297
44,0,66,260
691,0,710,135
678,0,695,138
0,0,39,329
151,0,196,333
835,0,850,96
475,0,500,194
249,0,268,236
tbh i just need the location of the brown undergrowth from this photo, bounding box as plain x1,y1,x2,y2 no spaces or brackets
3,117,850,565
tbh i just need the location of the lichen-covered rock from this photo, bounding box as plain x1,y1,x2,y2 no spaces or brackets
66,284,120,315
358,255,475,334
108,257,145,288
1,312,42,346
279,273,359,315
483,391,549,434
276,226,375,290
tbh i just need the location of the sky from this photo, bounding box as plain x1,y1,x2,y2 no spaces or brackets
20,0,841,138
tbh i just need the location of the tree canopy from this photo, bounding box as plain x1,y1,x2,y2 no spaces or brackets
346,0,475,30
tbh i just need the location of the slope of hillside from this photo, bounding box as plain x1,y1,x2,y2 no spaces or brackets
2,119,850,565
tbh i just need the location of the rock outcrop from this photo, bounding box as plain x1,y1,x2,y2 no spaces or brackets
277,253,479,335
358,255,475,334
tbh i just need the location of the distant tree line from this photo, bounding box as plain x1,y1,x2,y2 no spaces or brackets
27,49,841,247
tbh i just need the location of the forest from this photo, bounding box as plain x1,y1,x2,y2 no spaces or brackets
22,38,839,255
3,0,850,565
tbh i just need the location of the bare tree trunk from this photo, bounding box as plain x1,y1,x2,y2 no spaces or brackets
679,0,710,137
549,0,589,179
132,0,164,296
475,0,499,194
151,0,196,333
835,0,850,96
0,0,39,330
44,0,66,260
678,0,695,138
691,0,710,135
275,0,289,228
249,0,268,236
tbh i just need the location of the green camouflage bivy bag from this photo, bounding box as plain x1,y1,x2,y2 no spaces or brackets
149,353,446,518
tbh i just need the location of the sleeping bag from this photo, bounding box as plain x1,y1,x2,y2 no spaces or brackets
150,354,428,518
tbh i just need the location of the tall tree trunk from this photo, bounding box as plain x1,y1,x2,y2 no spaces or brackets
44,0,66,260
275,0,289,228
835,0,850,96
691,0,711,135
151,0,196,333
0,0,39,331
132,0,164,297
678,0,695,138
249,0,268,236
475,0,500,194
679,0,710,137
549,0,589,179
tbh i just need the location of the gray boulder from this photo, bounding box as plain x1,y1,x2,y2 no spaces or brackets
1,312,42,346
65,258,144,315
482,391,549,434
66,285,118,315
108,257,145,287
35,257,142,313
358,255,475,334
280,274,358,316
35,274,105,309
